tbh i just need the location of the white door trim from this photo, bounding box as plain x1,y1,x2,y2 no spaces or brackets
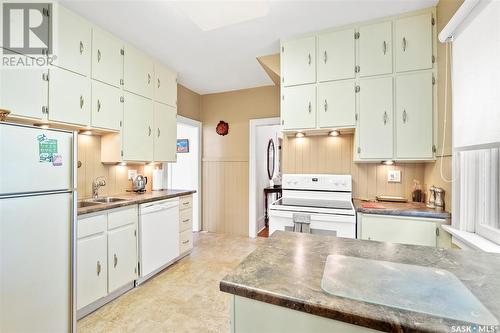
249,117,281,238
176,115,203,232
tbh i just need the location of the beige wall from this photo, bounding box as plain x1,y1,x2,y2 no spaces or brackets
200,85,279,236
77,134,154,199
283,135,426,200
177,84,201,121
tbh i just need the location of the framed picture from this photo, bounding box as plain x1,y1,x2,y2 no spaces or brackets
177,139,189,153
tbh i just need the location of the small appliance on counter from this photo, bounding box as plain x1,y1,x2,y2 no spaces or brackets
132,175,148,192
427,186,445,210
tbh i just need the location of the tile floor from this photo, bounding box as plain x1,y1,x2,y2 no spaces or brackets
77,232,264,333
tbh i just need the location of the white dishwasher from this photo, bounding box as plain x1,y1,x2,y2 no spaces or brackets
137,198,179,284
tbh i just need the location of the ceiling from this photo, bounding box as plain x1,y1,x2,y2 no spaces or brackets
61,0,438,95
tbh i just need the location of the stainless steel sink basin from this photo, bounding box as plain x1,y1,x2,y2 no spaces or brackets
91,197,128,203
77,201,103,208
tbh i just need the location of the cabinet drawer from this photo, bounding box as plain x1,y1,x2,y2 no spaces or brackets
179,209,193,232
179,195,192,211
108,206,138,230
180,229,193,254
78,214,107,239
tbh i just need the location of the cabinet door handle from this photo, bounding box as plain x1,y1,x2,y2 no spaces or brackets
182,240,190,245
402,37,407,52
147,74,151,84
96,261,101,276
97,49,101,62
148,126,152,136
79,41,84,55
97,99,101,112
308,101,312,114
323,50,327,64
308,53,311,65
182,219,190,223
114,254,118,268
402,109,407,123
157,78,161,88
157,128,160,137
324,99,328,112
383,111,388,125
80,95,84,109
382,41,387,55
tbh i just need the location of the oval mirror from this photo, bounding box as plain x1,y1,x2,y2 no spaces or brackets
267,139,275,180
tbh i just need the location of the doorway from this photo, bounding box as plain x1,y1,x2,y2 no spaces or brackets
249,117,282,238
168,115,202,232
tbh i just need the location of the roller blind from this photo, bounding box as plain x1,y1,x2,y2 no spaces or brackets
452,0,500,149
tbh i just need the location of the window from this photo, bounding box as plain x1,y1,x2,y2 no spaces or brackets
455,147,500,245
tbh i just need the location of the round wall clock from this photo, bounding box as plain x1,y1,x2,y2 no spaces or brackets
216,121,229,136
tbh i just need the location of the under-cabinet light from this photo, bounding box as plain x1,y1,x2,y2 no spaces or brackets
329,130,340,137
295,132,305,138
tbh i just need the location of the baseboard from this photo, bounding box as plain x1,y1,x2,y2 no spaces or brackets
77,282,134,320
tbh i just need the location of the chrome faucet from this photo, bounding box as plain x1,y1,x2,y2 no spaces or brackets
92,176,106,199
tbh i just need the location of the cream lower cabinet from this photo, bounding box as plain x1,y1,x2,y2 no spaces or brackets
122,92,154,162
357,77,393,159
49,67,91,126
281,36,316,87
317,80,355,128
281,84,316,130
317,28,355,82
179,195,194,254
395,13,433,73
359,21,392,77
77,206,138,314
91,80,123,131
0,67,48,120
395,72,433,159
153,102,177,162
358,213,451,248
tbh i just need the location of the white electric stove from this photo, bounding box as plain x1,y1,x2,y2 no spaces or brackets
269,174,356,238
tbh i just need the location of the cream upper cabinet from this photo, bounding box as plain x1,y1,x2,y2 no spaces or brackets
358,77,393,159
317,28,355,82
281,36,316,86
52,5,91,77
91,27,123,88
317,80,355,128
359,21,392,77
122,92,154,162
77,233,107,310
153,102,177,162
49,68,90,126
281,84,316,130
91,80,123,131
123,45,154,99
395,13,433,72
154,63,177,107
395,72,433,159
1,68,47,120
108,225,137,293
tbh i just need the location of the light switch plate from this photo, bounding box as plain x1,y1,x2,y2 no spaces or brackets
128,169,138,181
387,170,401,183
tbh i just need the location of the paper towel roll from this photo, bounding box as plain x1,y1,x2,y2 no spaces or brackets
152,168,164,191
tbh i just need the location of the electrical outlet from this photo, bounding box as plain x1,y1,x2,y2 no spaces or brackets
387,170,401,183
128,169,138,181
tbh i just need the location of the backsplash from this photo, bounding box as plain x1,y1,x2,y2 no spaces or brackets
282,134,427,201
77,134,155,199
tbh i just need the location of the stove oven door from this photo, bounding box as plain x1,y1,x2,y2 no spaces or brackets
268,209,356,238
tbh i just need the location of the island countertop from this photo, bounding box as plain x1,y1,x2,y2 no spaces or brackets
353,198,451,220
77,189,196,215
220,231,500,333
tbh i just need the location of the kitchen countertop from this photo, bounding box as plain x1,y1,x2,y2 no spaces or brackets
220,231,500,333
353,199,451,219
77,189,196,216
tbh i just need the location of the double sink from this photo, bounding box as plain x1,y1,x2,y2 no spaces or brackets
77,197,128,209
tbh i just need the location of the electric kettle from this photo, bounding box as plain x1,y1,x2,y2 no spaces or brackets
133,175,148,192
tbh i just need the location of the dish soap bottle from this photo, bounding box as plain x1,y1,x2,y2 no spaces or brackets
412,180,423,203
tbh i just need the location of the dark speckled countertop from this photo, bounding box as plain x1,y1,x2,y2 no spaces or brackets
353,199,451,220
220,231,500,333
77,189,196,215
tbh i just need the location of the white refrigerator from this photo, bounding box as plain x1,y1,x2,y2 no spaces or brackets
0,122,76,333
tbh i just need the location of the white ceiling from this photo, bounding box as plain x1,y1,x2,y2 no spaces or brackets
61,0,438,94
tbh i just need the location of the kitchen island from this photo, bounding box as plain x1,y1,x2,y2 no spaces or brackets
220,231,500,333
